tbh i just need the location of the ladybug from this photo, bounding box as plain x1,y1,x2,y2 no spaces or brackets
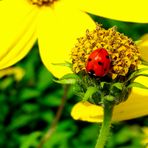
86,48,111,77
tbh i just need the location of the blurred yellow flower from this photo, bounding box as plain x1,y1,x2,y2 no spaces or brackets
0,0,148,79
138,34,148,60
0,0,96,77
0,67,25,81
142,127,148,147
76,0,148,23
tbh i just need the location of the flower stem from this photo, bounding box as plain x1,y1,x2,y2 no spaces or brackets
95,103,114,148
37,85,70,148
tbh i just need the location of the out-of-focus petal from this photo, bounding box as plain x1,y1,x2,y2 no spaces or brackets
138,34,148,60
0,0,38,69
38,1,95,78
71,67,148,122
76,0,148,23
142,127,148,146
0,67,25,81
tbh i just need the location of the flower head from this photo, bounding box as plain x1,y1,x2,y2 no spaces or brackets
71,24,141,79
68,25,148,122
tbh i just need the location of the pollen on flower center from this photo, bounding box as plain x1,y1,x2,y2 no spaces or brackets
71,24,141,79
29,0,57,6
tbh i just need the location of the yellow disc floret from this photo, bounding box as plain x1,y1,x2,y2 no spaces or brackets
71,24,141,79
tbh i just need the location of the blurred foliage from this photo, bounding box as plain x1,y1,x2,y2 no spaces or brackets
0,15,148,148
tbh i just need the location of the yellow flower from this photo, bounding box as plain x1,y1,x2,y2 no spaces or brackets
76,0,148,23
0,0,96,78
71,34,148,122
0,0,148,79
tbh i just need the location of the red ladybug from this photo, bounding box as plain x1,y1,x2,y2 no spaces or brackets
86,48,111,77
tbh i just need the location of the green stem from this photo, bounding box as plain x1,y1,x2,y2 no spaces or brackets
95,103,114,148
37,85,70,148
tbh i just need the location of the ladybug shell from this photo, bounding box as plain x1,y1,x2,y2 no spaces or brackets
86,48,110,77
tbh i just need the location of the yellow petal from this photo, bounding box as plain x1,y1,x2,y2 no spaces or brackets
71,67,148,122
76,0,148,23
0,67,25,81
138,34,148,60
71,101,103,122
0,0,38,69
37,1,95,78
142,127,148,146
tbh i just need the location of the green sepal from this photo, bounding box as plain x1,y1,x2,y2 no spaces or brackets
82,86,98,101
133,73,148,78
53,73,78,85
61,73,79,79
52,61,72,69
104,95,114,102
53,78,76,84
127,82,148,89
100,82,110,88
127,68,148,81
141,58,148,66
111,82,123,90
135,40,142,45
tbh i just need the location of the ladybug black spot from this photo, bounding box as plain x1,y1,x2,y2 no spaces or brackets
106,55,109,59
98,61,103,66
104,68,107,72
88,58,92,61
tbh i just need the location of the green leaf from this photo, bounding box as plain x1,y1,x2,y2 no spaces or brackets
37,67,53,91
0,77,14,90
41,111,54,123
22,104,39,113
112,82,123,90
83,87,98,101
141,58,148,66
20,88,41,101
8,115,36,130
140,74,148,77
134,73,148,78
53,78,76,84
20,132,42,148
100,82,110,88
100,82,106,88
44,131,73,148
52,61,72,68
127,68,148,81
61,73,79,79
127,82,148,89
53,73,78,84
42,89,63,106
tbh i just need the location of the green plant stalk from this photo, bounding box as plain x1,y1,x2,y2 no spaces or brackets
95,103,114,148
37,85,70,148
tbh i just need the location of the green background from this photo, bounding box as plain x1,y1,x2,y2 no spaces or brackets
0,15,148,148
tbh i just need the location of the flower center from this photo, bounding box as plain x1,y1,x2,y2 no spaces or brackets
29,0,58,6
71,24,141,79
